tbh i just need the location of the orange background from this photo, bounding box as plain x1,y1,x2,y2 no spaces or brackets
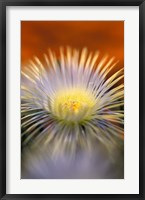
21,21,124,69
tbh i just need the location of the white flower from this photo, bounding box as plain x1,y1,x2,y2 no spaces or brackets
21,47,124,157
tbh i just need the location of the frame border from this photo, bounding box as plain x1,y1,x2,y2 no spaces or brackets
0,0,144,199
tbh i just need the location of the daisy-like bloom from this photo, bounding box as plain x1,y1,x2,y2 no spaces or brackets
21,47,124,158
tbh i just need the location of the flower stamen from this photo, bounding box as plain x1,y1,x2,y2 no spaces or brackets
51,88,96,122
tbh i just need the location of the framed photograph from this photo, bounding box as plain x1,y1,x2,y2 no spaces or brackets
0,0,144,199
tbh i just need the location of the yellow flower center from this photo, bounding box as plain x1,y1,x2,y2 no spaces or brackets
51,88,96,122
64,100,81,113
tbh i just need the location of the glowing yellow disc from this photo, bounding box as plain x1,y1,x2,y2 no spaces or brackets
51,87,96,122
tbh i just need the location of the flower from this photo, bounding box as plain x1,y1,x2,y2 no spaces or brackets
21,47,124,157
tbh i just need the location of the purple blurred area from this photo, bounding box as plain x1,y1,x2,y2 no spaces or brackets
22,142,124,179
